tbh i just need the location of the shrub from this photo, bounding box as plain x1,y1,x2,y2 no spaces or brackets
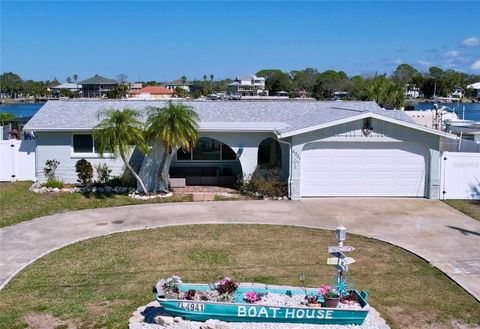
42,179,64,189
43,159,60,180
75,159,93,187
216,276,238,295
239,167,288,198
95,163,112,184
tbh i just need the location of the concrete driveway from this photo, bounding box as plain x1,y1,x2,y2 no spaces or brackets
1,199,479,301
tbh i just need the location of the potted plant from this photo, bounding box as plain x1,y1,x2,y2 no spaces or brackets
319,284,340,308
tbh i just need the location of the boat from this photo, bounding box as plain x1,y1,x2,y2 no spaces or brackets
154,282,370,325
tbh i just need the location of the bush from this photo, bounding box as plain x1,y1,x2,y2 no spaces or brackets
75,159,93,187
43,159,60,180
42,179,64,189
105,171,136,188
239,167,288,198
95,163,112,184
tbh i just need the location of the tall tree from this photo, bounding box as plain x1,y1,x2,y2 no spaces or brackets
146,102,199,192
0,72,22,98
73,74,78,83
203,74,208,92
209,74,214,92
391,64,419,86
362,75,404,109
66,76,72,83
181,76,187,86
93,108,149,194
117,73,129,84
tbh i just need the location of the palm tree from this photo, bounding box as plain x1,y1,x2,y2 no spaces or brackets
210,74,214,93
93,108,149,194
73,74,78,83
203,74,208,93
146,102,199,192
180,75,187,86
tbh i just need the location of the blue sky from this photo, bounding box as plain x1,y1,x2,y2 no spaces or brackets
1,1,479,82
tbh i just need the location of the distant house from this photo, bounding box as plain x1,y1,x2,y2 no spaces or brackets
404,85,421,99
467,82,480,98
129,86,174,100
451,87,464,98
78,75,118,98
50,83,82,96
164,79,191,92
226,75,268,97
129,83,143,91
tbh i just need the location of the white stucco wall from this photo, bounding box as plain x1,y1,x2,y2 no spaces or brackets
35,131,126,183
287,118,443,200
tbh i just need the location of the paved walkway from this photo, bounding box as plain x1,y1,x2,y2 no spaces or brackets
1,199,479,301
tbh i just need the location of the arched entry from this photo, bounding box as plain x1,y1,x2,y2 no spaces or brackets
258,137,282,169
170,137,242,186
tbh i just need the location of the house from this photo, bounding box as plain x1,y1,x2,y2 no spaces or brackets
164,79,191,92
451,87,464,98
50,83,82,97
226,75,268,97
24,100,460,200
404,85,421,99
129,86,174,100
78,75,118,98
129,83,143,91
467,82,480,98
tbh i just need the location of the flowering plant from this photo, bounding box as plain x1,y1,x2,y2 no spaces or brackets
305,294,320,304
318,284,331,296
244,291,261,303
216,276,238,295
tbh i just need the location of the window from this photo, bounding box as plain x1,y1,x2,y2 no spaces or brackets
176,137,237,161
73,134,94,153
258,138,282,168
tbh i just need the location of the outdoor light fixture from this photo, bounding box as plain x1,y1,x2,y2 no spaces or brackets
336,225,346,247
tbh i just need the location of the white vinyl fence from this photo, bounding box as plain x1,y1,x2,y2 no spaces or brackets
441,152,480,200
0,140,36,181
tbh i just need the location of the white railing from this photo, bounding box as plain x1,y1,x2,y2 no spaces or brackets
0,140,36,181
441,152,480,199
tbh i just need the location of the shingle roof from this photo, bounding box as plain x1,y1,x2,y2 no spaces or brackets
24,100,417,135
78,75,118,85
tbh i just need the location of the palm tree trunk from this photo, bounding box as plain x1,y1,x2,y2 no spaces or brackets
156,146,178,192
120,150,148,195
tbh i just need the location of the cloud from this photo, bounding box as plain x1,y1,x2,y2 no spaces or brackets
417,60,432,67
463,37,480,47
444,50,461,58
471,60,480,70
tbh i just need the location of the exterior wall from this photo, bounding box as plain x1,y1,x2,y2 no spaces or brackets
35,131,126,183
288,118,442,200
138,131,288,191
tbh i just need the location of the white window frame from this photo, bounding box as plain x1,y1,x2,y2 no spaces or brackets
70,133,114,159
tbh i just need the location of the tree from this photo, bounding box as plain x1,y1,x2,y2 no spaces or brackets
0,112,16,125
312,70,350,99
73,74,78,83
391,64,419,86
117,73,128,84
106,84,128,99
257,70,293,95
181,76,187,86
146,102,199,192
362,75,404,109
210,74,214,92
203,74,208,91
66,76,72,83
174,86,188,98
0,72,22,98
93,108,149,194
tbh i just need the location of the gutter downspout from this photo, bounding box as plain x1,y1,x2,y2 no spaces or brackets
275,136,293,199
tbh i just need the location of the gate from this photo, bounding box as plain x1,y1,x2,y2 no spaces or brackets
441,152,480,200
0,140,36,181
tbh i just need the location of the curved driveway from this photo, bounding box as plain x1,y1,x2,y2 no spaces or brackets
1,199,479,301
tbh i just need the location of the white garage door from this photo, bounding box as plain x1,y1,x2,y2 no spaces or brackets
300,142,427,197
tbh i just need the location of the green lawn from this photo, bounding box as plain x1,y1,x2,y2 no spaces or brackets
0,181,193,228
0,225,478,329
444,200,480,222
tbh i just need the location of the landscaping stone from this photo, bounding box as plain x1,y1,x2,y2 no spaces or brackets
154,315,175,326
201,319,229,329
53,188,60,192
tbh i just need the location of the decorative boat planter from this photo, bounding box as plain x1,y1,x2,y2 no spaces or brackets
155,283,369,325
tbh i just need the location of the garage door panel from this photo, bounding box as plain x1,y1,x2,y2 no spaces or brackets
300,142,426,197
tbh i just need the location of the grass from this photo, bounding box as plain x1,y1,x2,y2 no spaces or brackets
0,181,194,228
444,199,480,222
0,225,478,329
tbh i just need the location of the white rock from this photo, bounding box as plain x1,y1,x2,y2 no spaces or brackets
47,187,53,192
53,188,60,192
173,317,183,323
201,319,229,329
154,315,174,326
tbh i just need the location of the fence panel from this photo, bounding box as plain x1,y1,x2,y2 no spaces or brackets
0,140,36,181
441,152,480,199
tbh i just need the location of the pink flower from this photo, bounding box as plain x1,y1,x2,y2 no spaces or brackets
318,285,331,296
244,291,261,303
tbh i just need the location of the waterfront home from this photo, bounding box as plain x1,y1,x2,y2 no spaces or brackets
226,75,268,97
164,79,192,92
78,75,118,98
50,82,82,96
467,82,480,99
128,86,174,100
23,100,463,200
451,87,464,99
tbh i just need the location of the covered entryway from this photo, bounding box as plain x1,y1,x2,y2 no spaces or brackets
300,142,427,197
